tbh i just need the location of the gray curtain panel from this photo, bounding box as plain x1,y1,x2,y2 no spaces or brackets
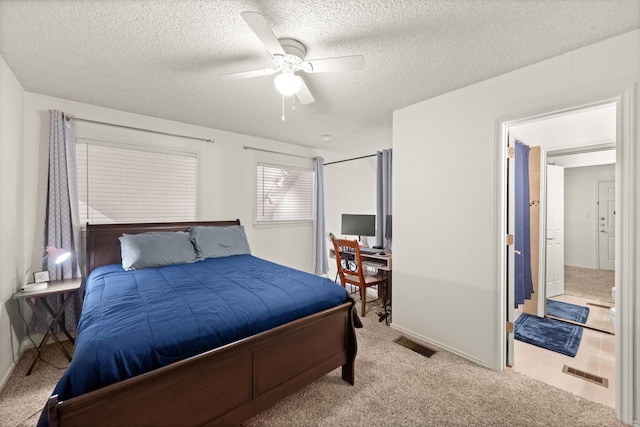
375,149,392,249
37,110,82,334
313,156,328,275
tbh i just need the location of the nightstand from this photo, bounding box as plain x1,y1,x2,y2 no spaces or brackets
12,277,83,375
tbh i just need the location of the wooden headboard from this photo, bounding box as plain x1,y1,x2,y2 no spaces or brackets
85,219,241,273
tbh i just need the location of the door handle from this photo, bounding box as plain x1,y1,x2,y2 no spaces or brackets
600,229,606,232
514,250,522,255
546,238,555,240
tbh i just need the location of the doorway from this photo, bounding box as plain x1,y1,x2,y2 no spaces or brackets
544,145,617,331
506,102,618,407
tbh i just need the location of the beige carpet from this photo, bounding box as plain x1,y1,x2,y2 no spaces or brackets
564,265,615,303
0,342,72,427
0,312,627,427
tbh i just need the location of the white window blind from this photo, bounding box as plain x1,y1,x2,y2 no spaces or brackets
76,138,198,224
256,164,314,223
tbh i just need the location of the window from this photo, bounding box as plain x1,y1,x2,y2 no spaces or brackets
76,138,198,224
256,163,314,223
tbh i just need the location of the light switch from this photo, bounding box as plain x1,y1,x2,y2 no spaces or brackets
586,211,591,217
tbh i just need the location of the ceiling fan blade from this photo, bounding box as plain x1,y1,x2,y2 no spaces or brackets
296,77,315,105
304,55,364,73
241,12,285,57
220,68,278,79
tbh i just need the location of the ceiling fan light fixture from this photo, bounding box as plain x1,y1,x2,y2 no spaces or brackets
274,73,302,96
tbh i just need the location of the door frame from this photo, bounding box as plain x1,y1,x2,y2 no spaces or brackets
495,84,636,423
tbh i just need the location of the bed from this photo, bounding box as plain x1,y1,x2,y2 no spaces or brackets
44,220,357,427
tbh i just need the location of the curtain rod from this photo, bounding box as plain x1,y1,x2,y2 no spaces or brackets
65,116,214,144
243,145,313,159
324,154,376,166
243,145,383,165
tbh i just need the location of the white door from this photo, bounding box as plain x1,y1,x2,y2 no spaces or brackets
546,164,564,297
598,181,615,270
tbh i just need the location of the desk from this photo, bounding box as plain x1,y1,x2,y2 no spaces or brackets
329,248,392,271
13,277,82,375
329,248,392,322
360,251,392,271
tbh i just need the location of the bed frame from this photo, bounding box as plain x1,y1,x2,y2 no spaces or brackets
47,220,357,427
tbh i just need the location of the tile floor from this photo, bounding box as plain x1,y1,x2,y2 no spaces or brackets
512,294,616,408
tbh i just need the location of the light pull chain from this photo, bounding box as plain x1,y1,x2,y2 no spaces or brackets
281,95,285,121
281,96,297,121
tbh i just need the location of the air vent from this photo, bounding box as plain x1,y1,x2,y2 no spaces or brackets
562,365,609,387
394,337,436,358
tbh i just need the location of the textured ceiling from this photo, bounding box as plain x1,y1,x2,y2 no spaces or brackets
1,0,638,153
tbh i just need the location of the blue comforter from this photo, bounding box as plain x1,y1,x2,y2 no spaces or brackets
49,255,348,402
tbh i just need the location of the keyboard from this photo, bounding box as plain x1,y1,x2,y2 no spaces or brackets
359,247,383,255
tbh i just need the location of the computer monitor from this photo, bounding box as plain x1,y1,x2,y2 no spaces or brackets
341,214,376,238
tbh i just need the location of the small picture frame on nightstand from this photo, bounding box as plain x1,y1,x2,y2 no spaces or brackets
33,271,50,283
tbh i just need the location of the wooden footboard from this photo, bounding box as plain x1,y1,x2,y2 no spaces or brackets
47,299,357,427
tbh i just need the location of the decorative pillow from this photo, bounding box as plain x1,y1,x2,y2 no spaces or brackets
188,225,251,259
119,231,199,270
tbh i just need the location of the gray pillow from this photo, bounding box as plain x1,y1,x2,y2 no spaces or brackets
119,231,199,270
188,225,251,258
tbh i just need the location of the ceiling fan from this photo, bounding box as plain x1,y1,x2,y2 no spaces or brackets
221,12,365,106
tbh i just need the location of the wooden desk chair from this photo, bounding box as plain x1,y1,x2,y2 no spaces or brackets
331,237,388,317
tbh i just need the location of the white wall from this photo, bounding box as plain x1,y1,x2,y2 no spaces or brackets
22,93,332,275
393,29,638,423
510,103,617,151
0,54,25,387
324,157,377,279
564,164,615,269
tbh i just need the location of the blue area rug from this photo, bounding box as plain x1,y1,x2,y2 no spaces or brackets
514,313,583,357
546,300,590,323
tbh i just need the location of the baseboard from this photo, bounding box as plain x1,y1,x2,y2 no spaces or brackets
0,363,15,391
390,323,493,370
564,263,597,270
0,334,73,392
514,306,523,319
0,346,26,392
21,333,73,351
